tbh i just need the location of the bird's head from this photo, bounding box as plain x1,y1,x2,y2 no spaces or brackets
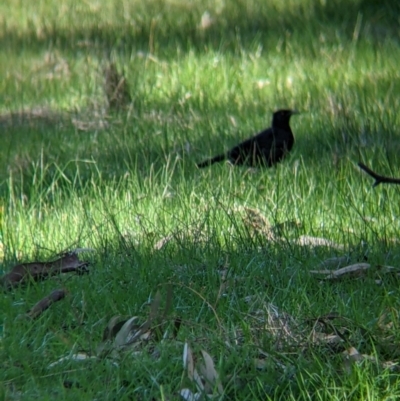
272,109,299,126
272,109,299,125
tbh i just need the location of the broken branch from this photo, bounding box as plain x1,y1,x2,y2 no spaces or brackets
26,288,67,319
1,252,89,290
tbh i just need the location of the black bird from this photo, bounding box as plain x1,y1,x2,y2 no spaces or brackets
197,109,299,168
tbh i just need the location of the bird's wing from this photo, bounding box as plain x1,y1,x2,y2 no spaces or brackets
257,128,293,163
228,136,256,162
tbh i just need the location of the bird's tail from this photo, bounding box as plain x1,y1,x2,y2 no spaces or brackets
197,154,226,168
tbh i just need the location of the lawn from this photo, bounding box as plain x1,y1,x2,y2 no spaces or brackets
1,0,400,399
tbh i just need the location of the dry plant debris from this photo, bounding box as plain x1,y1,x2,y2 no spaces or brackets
181,342,223,400
48,287,179,369
239,207,300,240
25,288,67,319
310,262,371,280
295,235,344,250
240,206,273,239
1,250,91,290
103,62,132,111
154,235,174,251
4,244,400,395
310,262,400,282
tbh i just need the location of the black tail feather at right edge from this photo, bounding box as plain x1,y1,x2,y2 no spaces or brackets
358,162,400,187
197,154,226,168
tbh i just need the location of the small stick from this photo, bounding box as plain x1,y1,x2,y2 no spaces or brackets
358,162,400,187
26,288,67,319
1,252,89,290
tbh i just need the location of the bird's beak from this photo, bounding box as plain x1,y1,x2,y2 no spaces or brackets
290,110,300,115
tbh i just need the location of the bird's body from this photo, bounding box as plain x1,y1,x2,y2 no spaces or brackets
197,109,298,168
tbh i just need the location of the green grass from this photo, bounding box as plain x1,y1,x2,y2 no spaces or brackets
1,0,400,399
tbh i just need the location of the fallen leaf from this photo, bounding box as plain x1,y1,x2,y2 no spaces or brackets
382,361,400,371
182,343,223,398
180,388,201,401
183,342,204,393
26,288,67,319
199,350,223,395
310,263,371,280
199,11,213,30
240,207,272,238
115,317,141,346
1,252,90,290
295,235,344,250
154,235,173,250
104,61,131,110
183,342,195,383
48,352,97,368
102,316,130,341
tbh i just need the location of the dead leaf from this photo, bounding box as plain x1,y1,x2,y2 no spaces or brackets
343,347,363,364
183,342,204,392
382,361,400,371
295,235,344,250
250,301,300,350
311,332,343,346
343,347,376,373
104,62,131,110
310,263,371,280
115,317,141,346
122,290,171,347
102,316,130,341
154,235,173,250
123,291,161,346
48,352,97,368
95,288,178,360
97,315,151,358
71,117,109,131
182,343,223,398
199,11,213,30
183,342,195,383
26,288,67,319
1,252,90,290
375,308,400,335
199,350,223,395
180,389,201,401
240,207,272,238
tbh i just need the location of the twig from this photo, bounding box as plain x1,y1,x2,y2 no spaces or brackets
358,162,400,187
1,252,90,290
26,288,67,319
